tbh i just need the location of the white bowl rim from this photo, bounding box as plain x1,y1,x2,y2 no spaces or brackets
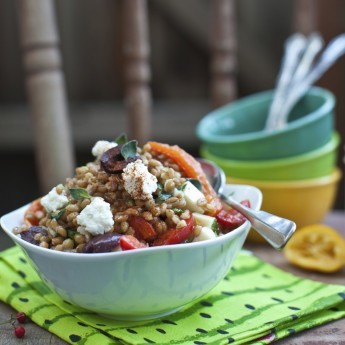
196,86,335,144
1,184,262,260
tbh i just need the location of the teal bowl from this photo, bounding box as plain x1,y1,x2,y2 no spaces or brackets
200,132,340,181
196,87,335,160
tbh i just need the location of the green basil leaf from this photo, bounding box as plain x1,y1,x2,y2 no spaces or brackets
211,221,220,235
154,183,173,202
67,228,77,239
187,178,202,191
115,133,128,145
50,208,65,220
172,208,183,215
121,140,138,160
69,188,91,200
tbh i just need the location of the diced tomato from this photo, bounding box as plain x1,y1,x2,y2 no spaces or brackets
216,200,251,233
153,216,195,246
128,215,157,242
24,198,44,226
119,235,147,250
148,141,222,215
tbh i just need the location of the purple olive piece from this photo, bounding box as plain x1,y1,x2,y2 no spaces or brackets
83,232,122,253
20,226,48,245
100,145,140,173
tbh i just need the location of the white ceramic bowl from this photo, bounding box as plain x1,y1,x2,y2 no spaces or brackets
1,184,262,320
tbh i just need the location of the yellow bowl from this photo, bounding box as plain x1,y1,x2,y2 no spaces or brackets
227,169,342,242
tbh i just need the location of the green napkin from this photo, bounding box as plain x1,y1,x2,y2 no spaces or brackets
0,246,344,345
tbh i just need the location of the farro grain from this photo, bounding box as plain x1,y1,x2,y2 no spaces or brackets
74,234,86,244
40,242,49,249
62,238,74,250
51,237,64,246
56,226,67,238
176,220,187,229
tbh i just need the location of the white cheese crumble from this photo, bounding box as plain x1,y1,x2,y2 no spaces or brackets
76,197,114,235
122,160,158,200
91,140,118,159
40,185,69,213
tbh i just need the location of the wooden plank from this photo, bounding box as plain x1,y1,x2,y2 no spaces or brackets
0,100,210,151
210,0,237,108
121,0,152,145
16,0,75,193
292,0,319,34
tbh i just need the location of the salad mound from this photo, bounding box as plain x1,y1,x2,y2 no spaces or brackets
14,135,249,253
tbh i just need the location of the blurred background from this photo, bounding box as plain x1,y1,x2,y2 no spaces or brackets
0,0,344,218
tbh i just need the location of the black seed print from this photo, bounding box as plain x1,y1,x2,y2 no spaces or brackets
162,319,177,325
288,329,295,334
224,276,229,281
264,321,274,325
228,338,235,343
262,273,271,278
196,328,207,333
19,257,27,263
200,312,211,318
231,266,237,271
96,323,106,327
18,270,26,278
64,300,72,305
44,319,53,325
285,289,293,293
69,334,82,342
338,292,345,300
77,322,88,327
217,329,229,334
194,341,207,345
288,306,301,310
225,318,234,324
156,328,166,334
245,304,255,310
127,329,137,334
271,297,284,303
19,297,28,302
222,291,234,296
200,301,213,307
143,337,155,343
330,307,339,311
11,282,20,289
291,314,298,320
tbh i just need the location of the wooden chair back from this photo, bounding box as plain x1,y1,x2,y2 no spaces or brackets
16,0,318,194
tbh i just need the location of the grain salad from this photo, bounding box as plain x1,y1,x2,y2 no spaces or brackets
14,136,249,253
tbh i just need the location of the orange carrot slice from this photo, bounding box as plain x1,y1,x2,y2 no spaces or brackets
148,141,222,215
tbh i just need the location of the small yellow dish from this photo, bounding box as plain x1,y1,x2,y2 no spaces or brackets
227,169,342,242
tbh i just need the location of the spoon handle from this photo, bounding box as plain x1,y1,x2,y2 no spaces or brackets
220,193,296,250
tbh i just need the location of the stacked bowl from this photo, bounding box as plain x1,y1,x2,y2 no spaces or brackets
196,87,341,242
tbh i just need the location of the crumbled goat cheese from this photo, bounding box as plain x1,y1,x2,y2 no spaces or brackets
77,197,114,235
91,140,118,159
122,160,158,200
41,186,69,213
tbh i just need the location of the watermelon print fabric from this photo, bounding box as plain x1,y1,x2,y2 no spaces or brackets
0,246,344,345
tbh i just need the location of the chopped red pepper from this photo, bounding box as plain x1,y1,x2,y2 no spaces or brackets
216,200,251,233
153,216,196,246
119,235,147,250
128,215,157,242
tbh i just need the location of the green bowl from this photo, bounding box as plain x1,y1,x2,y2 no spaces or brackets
201,132,340,181
196,87,335,160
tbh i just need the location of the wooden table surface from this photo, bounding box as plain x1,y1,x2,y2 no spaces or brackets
0,211,344,344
